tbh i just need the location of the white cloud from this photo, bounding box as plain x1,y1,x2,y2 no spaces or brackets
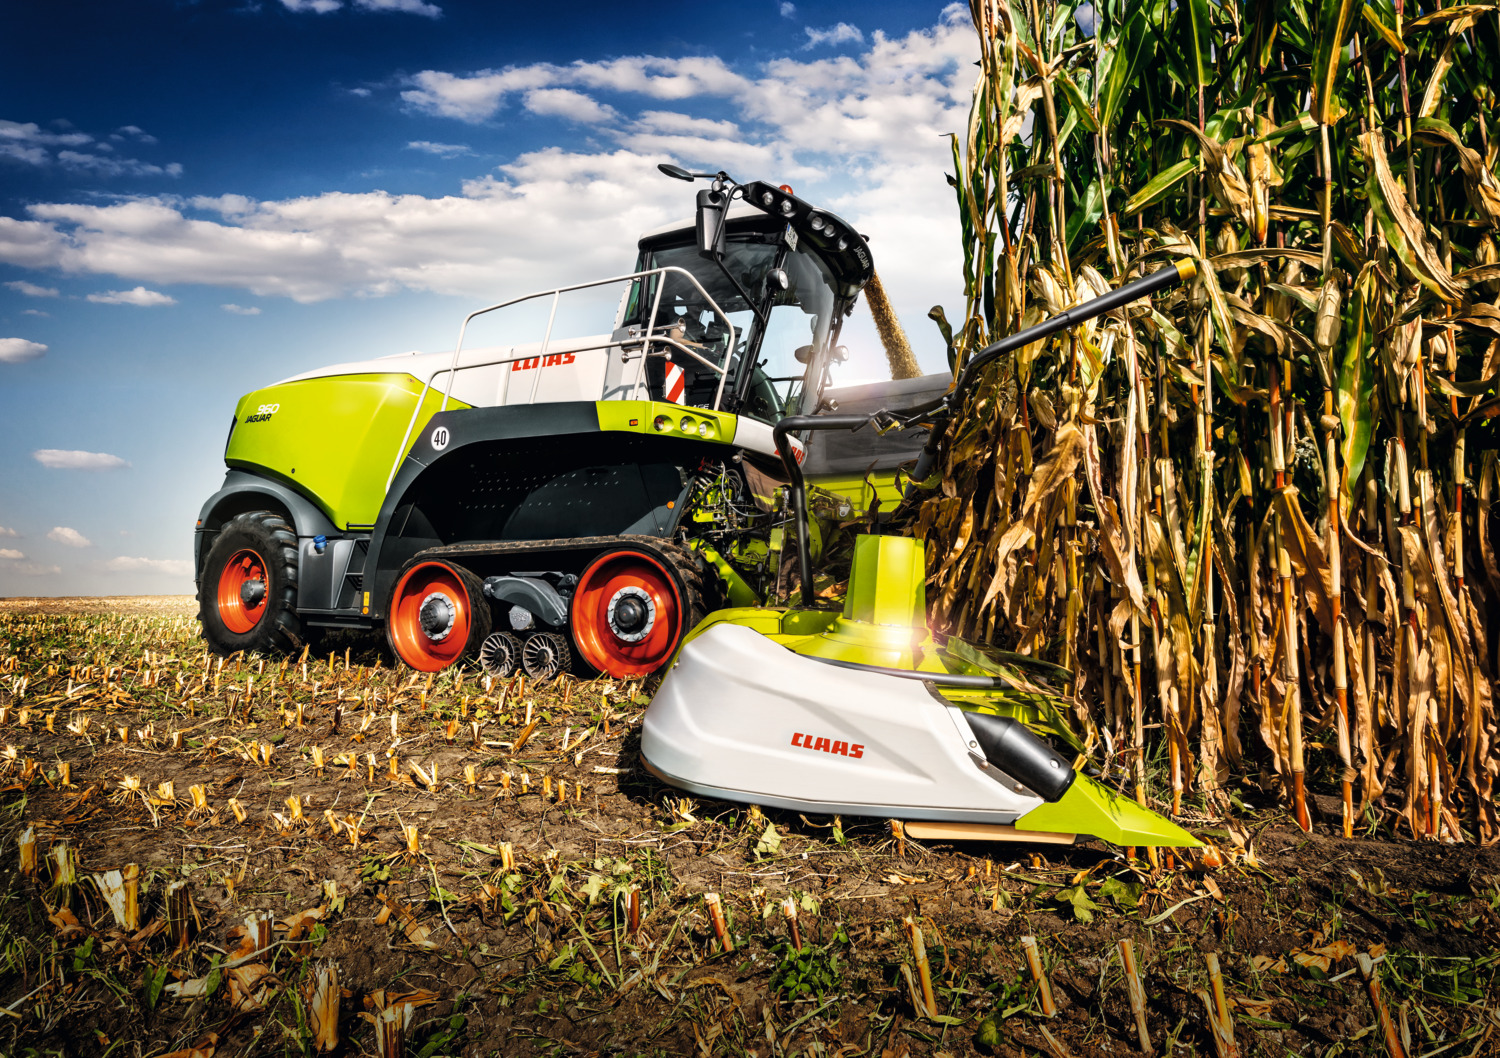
115,125,158,144
0,11,972,364
0,526,17,537
105,555,194,576
400,68,555,122
2,119,179,176
0,120,93,153
6,561,60,576
406,140,473,157
804,23,864,48
523,89,619,124
635,111,741,138
780,2,796,17
22,309,49,317
0,548,22,560
0,337,47,363
56,151,182,178
279,0,442,12
222,303,262,315
48,526,92,548
401,57,748,123
354,0,441,15
87,286,177,306
5,280,59,297
33,449,130,470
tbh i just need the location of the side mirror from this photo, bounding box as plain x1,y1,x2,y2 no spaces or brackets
696,188,728,259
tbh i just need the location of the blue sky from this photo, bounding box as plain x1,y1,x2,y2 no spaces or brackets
0,0,972,597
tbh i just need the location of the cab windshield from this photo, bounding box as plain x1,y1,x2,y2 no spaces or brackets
631,234,839,423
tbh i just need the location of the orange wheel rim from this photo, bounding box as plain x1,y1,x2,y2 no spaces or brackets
390,561,472,672
217,548,267,634
571,551,682,678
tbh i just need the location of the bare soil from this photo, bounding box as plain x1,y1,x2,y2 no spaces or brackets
0,607,1497,1058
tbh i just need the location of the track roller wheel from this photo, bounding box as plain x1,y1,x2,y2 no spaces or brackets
387,559,492,672
521,632,572,680
198,510,309,655
570,545,706,678
478,631,522,677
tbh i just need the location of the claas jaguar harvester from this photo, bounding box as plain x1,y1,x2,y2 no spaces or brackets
197,163,1201,849
196,165,893,679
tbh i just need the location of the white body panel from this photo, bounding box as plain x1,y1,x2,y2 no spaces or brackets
640,622,1046,822
282,340,788,461
280,336,629,409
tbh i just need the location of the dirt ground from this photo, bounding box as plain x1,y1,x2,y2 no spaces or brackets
0,603,1497,1058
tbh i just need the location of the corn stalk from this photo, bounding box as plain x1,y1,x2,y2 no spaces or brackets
909,0,1500,841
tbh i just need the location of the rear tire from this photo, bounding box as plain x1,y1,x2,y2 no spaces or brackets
387,559,492,672
570,543,708,678
198,510,307,656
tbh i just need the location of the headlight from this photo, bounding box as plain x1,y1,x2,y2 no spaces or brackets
698,421,713,438
780,199,795,216
808,213,826,231
680,416,695,433
761,191,775,207
654,415,672,432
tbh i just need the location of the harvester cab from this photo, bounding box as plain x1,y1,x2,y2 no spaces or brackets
195,166,876,681
640,258,1209,849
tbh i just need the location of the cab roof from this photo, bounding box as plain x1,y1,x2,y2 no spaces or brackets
637,183,874,299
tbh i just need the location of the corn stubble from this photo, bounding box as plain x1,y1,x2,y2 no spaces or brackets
909,0,1500,840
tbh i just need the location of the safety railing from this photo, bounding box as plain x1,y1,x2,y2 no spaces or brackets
385,266,739,490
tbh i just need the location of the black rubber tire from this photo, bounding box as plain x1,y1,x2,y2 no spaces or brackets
658,541,711,638
198,510,308,656
478,630,522,677
521,631,573,680
385,557,493,672
569,540,711,678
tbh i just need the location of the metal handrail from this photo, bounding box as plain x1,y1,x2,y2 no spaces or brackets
384,266,739,491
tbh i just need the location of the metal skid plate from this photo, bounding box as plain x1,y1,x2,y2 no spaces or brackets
640,622,1046,823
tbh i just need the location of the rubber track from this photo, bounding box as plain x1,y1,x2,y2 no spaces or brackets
419,534,713,651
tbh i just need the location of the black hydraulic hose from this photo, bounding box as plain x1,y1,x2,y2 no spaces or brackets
773,413,870,607
906,259,1197,491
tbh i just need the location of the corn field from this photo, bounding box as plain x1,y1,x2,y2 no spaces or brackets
909,0,1500,843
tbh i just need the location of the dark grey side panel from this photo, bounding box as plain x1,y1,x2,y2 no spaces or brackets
802,372,950,477
365,402,718,619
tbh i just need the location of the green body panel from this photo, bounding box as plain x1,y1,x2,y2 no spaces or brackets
1016,777,1202,847
842,535,925,627
226,381,743,531
682,605,840,646
227,374,468,529
804,469,904,514
690,543,760,608
595,401,738,444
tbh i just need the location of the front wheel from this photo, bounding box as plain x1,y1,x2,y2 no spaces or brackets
198,510,307,655
387,559,492,672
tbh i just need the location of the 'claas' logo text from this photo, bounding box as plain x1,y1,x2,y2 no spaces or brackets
512,352,577,371
791,732,864,758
